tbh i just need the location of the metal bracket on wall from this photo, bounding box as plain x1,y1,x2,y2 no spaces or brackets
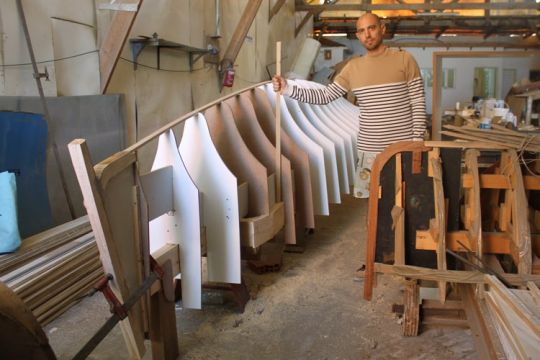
129,32,217,71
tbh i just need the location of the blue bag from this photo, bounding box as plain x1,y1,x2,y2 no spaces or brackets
0,171,21,253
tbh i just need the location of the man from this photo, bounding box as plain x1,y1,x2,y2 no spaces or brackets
273,13,426,198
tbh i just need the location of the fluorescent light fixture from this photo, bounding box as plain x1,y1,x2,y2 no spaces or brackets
440,34,457,37
322,33,348,37
509,34,520,37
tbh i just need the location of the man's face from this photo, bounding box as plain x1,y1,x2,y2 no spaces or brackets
355,15,385,51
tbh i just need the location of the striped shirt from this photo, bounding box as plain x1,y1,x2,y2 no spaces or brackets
287,47,426,153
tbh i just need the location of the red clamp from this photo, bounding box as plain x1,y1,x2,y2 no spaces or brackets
91,274,128,320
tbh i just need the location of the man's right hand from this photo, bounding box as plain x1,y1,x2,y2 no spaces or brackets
272,75,288,93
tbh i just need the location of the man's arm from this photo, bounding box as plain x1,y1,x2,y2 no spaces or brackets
404,53,427,140
272,75,347,105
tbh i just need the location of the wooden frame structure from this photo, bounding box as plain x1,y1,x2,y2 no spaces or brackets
363,140,540,352
68,82,292,357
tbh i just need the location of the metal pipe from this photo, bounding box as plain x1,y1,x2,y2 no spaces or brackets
15,0,75,219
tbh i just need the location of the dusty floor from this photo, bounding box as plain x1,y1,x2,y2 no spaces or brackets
45,194,476,359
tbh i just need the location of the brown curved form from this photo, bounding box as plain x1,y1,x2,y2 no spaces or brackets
247,88,315,230
204,104,269,218
224,94,297,245
364,141,432,301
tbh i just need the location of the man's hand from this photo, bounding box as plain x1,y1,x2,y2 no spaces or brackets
272,74,288,93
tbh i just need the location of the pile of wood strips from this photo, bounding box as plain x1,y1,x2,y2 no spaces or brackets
0,216,103,326
442,124,540,153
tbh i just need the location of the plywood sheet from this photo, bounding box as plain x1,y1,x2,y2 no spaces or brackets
285,96,341,204
224,94,296,244
261,83,329,216
247,88,314,229
179,114,240,284
204,104,269,218
148,130,201,309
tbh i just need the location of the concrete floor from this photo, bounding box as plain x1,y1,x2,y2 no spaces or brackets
45,194,476,359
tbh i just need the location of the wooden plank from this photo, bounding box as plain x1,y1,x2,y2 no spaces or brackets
149,244,180,296
220,0,263,69
99,0,142,93
416,230,511,254
0,216,91,276
402,279,420,336
464,149,482,264
459,284,507,360
68,139,145,358
431,150,447,303
393,153,405,265
275,41,282,202
240,202,284,248
485,291,529,358
374,263,540,286
504,151,532,274
486,275,540,337
463,174,540,191
149,260,178,360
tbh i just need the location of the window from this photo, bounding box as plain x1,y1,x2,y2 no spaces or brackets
421,68,432,88
442,68,455,89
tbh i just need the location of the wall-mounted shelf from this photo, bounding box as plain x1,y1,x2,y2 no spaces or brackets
129,33,214,71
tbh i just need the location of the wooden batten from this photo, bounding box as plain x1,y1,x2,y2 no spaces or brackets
430,149,447,303
463,149,482,264
240,202,285,248
68,139,146,358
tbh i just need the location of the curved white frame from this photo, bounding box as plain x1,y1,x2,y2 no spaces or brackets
261,84,329,216
179,114,241,284
149,130,202,309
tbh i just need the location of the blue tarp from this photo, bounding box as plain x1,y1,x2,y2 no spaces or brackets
0,111,53,238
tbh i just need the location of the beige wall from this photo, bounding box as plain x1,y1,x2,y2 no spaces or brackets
105,0,313,171
2,0,313,171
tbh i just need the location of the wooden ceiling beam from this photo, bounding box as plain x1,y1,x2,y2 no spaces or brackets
99,0,143,94
296,2,540,11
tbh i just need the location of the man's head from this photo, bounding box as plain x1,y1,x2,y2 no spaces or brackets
355,13,385,53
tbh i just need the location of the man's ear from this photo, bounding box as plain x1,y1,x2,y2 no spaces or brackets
380,23,386,35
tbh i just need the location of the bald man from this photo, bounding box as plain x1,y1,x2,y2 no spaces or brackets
273,13,426,199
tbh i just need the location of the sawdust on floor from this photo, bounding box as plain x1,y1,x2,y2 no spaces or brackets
45,194,475,359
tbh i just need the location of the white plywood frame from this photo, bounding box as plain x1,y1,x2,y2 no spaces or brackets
261,83,329,216
284,96,341,204
146,130,202,309
179,114,241,284
296,98,350,194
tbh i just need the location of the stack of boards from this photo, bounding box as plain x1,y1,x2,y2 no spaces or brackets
2,80,360,323
0,216,102,326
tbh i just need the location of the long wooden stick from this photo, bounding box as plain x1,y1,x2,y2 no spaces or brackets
275,41,282,202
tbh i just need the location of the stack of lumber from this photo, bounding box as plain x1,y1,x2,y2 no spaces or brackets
442,124,540,153
484,275,540,358
0,216,103,326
